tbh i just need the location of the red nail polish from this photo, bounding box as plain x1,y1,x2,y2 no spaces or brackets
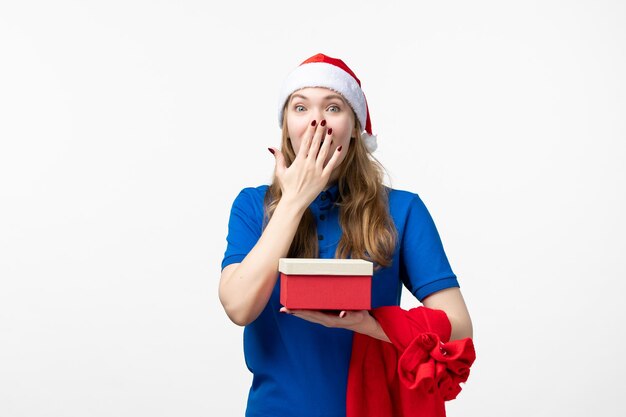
320,120,326,127
268,148,275,154
311,120,317,127
337,145,342,152
327,128,333,135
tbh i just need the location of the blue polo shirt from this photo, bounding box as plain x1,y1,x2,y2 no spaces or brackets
221,184,459,417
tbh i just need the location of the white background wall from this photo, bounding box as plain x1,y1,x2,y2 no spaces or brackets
1,1,624,416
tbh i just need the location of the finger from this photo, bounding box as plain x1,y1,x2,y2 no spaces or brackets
296,119,317,159
315,128,333,169
307,119,326,161
285,309,322,321
269,147,286,176
294,311,331,326
321,144,343,177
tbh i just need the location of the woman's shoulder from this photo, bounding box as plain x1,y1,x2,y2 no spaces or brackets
385,186,431,218
230,184,270,207
236,184,270,196
386,186,422,205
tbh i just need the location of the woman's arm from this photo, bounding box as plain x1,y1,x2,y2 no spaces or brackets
280,286,473,343
219,121,342,326
219,198,306,326
422,287,473,340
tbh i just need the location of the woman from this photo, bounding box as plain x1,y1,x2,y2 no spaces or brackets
219,53,473,417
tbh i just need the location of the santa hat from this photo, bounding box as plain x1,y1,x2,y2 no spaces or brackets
278,53,378,152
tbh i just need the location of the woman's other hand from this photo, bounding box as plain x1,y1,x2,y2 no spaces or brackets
279,307,390,343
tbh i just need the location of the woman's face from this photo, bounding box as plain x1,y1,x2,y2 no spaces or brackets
286,87,357,170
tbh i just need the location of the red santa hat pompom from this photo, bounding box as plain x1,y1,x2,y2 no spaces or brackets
278,53,378,153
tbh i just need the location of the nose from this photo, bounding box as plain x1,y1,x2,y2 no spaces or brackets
311,109,325,125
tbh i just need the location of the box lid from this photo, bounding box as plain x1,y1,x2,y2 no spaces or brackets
278,258,373,276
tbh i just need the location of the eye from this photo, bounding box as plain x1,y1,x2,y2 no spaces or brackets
327,105,340,112
294,105,306,112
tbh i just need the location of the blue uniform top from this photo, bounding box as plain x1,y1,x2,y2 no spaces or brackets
221,183,459,417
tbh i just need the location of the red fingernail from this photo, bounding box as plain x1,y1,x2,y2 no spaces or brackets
311,120,317,127
327,128,333,135
320,120,326,127
268,148,275,154
337,145,342,152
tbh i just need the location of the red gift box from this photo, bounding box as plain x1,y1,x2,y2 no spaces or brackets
279,258,373,310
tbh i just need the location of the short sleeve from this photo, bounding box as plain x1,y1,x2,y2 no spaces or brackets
400,194,459,301
221,187,265,270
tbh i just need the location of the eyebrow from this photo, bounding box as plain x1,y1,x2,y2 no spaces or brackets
290,93,347,103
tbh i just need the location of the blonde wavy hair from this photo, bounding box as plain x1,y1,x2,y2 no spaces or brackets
263,105,397,269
